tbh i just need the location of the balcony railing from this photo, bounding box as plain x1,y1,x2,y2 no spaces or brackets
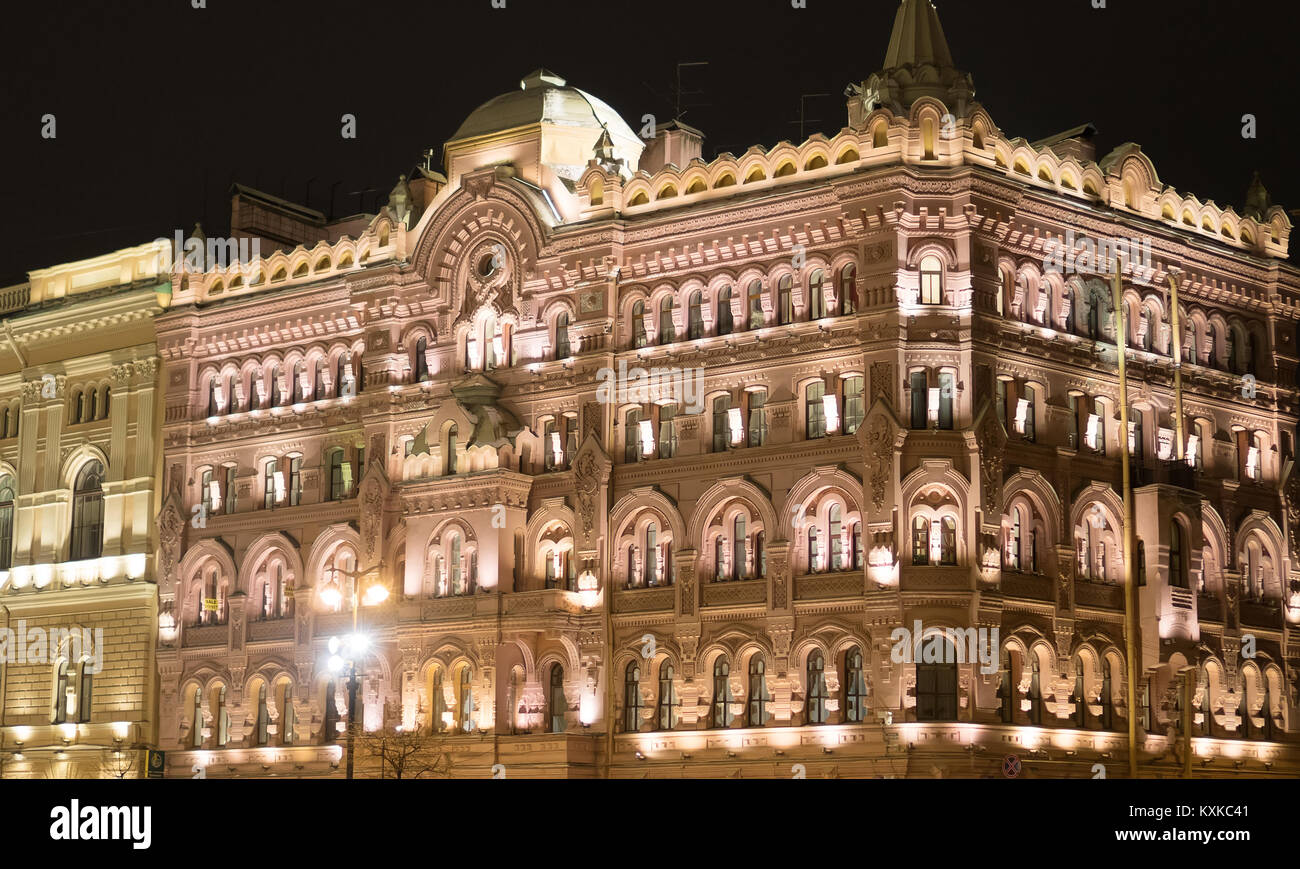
1133,458,1197,489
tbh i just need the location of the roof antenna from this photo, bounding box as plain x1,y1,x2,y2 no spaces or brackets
788,93,831,143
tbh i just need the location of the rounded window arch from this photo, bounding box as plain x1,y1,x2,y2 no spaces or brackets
70,460,105,561
919,254,944,305
0,474,14,571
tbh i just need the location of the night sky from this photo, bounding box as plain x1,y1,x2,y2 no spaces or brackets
1,0,1294,285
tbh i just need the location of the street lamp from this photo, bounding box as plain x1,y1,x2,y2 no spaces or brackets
321,564,388,780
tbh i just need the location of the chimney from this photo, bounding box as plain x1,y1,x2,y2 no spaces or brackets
638,121,704,175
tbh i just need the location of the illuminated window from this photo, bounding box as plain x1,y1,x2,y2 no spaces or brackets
747,280,764,329
555,312,571,359
747,657,770,727
778,275,793,325
70,461,104,561
717,286,733,335
839,264,857,315
732,515,747,581
632,301,647,348
806,651,829,724
809,269,826,319
624,663,642,732
687,291,703,339
548,664,566,733
806,381,826,439
657,664,679,730
843,647,868,723
0,476,14,571
919,255,943,305
658,296,676,345
712,658,732,728
843,376,864,434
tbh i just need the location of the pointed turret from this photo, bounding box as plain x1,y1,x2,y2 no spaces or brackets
1243,171,1271,221
849,0,974,123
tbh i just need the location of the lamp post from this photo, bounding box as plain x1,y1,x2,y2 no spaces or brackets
1108,256,1140,780
322,564,389,780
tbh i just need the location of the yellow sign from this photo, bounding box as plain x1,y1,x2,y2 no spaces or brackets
203,598,219,612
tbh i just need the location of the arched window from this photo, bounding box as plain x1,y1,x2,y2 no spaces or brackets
747,657,769,727
912,516,929,565
808,525,821,574
206,378,218,417
937,371,954,430
717,286,733,335
215,685,230,746
446,424,458,475
919,255,943,305
0,475,15,571
548,664,566,733
732,515,747,581
829,505,843,570
657,663,679,730
458,668,474,732
713,534,726,581
806,381,826,439
70,461,105,561
414,337,430,381
844,647,868,723
687,291,703,339
712,658,732,727
916,638,958,721
809,269,825,320
53,661,70,724
1170,519,1187,588
314,360,327,400
1130,409,1144,461
1072,656,1087,728
711,394,731,452
75,659,90,722
267,364,281,407
940,517,957,565
778,275,793,324
254,683,269,745
624,663,642,732
555,312,571,359
747,280,764,329
190,687,204,747
429,671,446,734
806,651,828,724
625,408,642,463
632,301,647,348
843,375,865,434
278,681,296,744
262,460,276,509
1008,506,1023,571
292,361,306,402
644,523,658,587
328,449,346,501
658,296,676,345
840,264,857,315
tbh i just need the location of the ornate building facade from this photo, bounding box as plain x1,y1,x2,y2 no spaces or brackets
140,0,1300,778
0,244,167,778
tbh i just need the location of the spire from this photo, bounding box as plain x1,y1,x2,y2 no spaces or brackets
1243,171,1271,221
883,0,955,70
851,0,974,121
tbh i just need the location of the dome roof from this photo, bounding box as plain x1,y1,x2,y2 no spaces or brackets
450,69,639,147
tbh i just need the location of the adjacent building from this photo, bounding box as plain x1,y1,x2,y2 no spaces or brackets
0,243,168,778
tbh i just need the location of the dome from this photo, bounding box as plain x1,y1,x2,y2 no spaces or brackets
452,69,637,142
447,70,644,180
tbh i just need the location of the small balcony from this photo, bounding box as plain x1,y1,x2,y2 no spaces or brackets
1133,458,1197,490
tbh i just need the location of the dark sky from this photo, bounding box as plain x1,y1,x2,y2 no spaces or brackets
1,0,1294,285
